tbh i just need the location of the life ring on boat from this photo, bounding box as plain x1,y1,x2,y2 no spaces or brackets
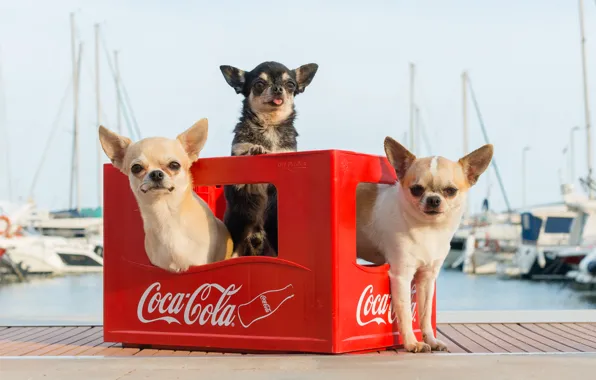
0,216,20,238
0,215,11,237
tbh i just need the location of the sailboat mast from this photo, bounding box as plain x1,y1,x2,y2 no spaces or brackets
69,12,76,210
415,106,420,155
114,50,122,134
69,13,83,213
579,0,593,199
0,48,12,202
74,42,83,213
95,23,102,208
462,71,469,218
409,63,416,154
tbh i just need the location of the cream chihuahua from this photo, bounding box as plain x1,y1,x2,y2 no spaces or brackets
99,119,233,272
356,137,493,353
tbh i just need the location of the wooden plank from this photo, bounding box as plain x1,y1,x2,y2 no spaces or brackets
152,349,184,356
520,324,594,352
515,324,584,352
155,350,191,356
436,330,466,353
451,324,508,353
562,323,596,339
134,349,160,356
0,323,592,357
0,327,27,339
63,337,111,356
78,341,118,356
91,343,140,357
551,323,596,342
477,324,544,352
2,327,55,344
189,351,209,356
103,347,141,356
17,327,89,356
462,324,524,353
90,343,123,356
0,327,43,341
34,327,103,356
437,325,487,353
489,324,559,352
536,324,596,351
577,323,596,333
56,337,104,356
2,327,79,356
221,352,242,356
0,327,57,354
0,327,50,340
44,328,104,356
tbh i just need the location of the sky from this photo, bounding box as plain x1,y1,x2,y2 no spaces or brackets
0,0,595,213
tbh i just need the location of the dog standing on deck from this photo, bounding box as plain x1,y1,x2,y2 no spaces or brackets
99,119,233,273
219,61,318,257
356,138,493,352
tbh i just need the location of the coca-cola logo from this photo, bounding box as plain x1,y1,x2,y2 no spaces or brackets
136,282,295,328
137,282,241,326
356,284,417,326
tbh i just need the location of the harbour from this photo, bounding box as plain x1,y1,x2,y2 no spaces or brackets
2,0,596,378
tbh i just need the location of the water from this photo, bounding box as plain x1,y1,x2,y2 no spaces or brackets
0,270,595,325
436,270,596,310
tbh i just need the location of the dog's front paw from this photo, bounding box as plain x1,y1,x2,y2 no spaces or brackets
430,339,450,352
404,341,432,353
423,333,450,352
246,230,266,255
248,146,270,155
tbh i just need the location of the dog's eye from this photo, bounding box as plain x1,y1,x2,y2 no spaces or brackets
443,187,458,197
253,81,266,91
168,161,181,171
286,81,296,91
131,164,144,174
410,185,425,197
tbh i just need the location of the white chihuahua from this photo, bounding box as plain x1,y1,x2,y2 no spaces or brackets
99,119,233,272
356,137,493,353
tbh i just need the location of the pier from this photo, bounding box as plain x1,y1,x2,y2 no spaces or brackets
1,311,595,379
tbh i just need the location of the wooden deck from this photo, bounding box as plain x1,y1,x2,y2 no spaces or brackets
1,323,595,356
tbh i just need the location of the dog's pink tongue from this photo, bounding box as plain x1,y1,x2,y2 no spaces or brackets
273,99,283,105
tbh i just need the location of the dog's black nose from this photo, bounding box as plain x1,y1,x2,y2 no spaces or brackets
272,85,283,95
427,196,441,208
149,170,164,182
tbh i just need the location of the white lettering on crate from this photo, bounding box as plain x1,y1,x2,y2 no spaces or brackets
137,282,240,326
356,284,417,326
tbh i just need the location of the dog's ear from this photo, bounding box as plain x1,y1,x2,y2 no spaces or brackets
98,125,132,172
177,118,209,162
384,136,416,181
219,65,245,94
458,144,493,186
293,63,318,94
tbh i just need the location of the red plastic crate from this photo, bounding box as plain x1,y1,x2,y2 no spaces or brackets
103,149,436,354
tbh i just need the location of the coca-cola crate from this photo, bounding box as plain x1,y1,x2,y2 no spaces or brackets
103,149,435,354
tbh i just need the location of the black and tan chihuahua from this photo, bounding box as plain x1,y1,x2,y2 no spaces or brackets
220,61,318,257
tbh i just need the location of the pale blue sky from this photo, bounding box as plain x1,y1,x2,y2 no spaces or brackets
0,0,595,213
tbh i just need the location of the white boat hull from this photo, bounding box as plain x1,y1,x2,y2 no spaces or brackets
0,236,103,275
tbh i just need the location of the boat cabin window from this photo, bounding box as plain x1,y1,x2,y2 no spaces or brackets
543,217,573,234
